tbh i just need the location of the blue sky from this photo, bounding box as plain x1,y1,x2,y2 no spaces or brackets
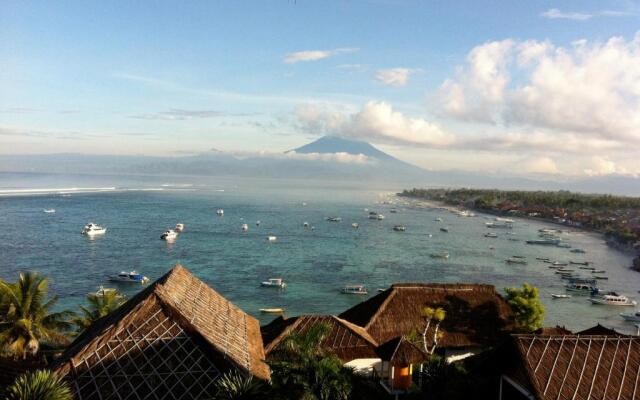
2,1,640,177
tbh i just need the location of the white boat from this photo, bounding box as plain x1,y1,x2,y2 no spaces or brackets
589,292,636,306
551,261,568,266
260,308,285,314
506,257,527,265
326,216,342,222
81,223,106,236
303,222,309,228
256,220,261,226
620,311,640,322
393,225,406,232
434,217,443,222
109,271,149,284
175,223,185,232
368,212,384,220
43,209,56,213
485,222,512,229
241,223,249,231
430,251,450,259
160,229,178,240
341,285,368,295
552,294,571,299
93,286,121,297
216,209,224,216
261,278,287,289
267,235,277,242
352,223,359,229
484,232,498,238
495,217,514,223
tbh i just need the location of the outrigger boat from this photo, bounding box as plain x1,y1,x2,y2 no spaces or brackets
261,278,287,289
341,285,368,295
552,294,571,299
260,308,285,314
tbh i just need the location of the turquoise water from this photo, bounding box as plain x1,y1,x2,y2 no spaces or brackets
1,173,638,333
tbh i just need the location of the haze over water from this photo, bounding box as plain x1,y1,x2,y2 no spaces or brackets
1,172,638,333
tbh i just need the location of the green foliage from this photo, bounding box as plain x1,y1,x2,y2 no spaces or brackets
73,290,126,333
211,370,265,400
0,272,74,359
5,369,74,400
505,283,545,332
268,322,355,400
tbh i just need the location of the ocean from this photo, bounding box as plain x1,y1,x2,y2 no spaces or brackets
0,172,638,333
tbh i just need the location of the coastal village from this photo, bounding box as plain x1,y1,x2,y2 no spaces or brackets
2,264,639,399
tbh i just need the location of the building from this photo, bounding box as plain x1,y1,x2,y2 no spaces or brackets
52,265,270,400
501,333,640,400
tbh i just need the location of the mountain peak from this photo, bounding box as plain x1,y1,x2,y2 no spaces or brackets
289,136,397,162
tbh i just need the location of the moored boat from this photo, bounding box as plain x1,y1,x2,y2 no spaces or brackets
216,209,224,216
81,223,106,236
175,223,185,232
506,257,527,265
620,311,640,322
440,227,449,233
326,216,342,222
161,229,178,240
241,223,249,231
552,294,571,299
430,251,449,259
267,235,277,242
484,232,498,238
352,223,359,229
109,271,149,284
393,225,406,232
260,308,285,314
341,285,368,295
44,209,56,213
261,278,287,289
589,292,636,306
526,238,560,246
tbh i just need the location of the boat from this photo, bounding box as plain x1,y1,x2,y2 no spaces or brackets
81,223,106,236
352,223,359,229
341,285,368,295
175,223,184,232
556,243,571,248
506,257,527,265
93,286,121,297
256,220,261,226
266,236,277,242
620,311,640,322
160,229,178,240
569,261,590,265
565,283,597,293
526,239,560,246
216,209,224,216
579,266,596,270
440,227,449,233
551,261,568,266
368,212,384,220
109,271,149,284
495,217,514,223
484,232,498,238
434,217,443,222
591,270,606,274
570,249,586,254
260,308,285,314
430,251,450,259
390,209,398,213
485,222,512,229
303,222,309,228
594,276,609,280
393,225,406,232
589,292,636,306
508,238,520,241
539,228,561,234
261,278,287,289
536,257,550,261
326,217,342,222
43,209,56,213
551,294,571,299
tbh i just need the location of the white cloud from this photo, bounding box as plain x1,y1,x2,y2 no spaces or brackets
283,48,359,64
296,101,455,147
521,156,559,174
130,109,223,121
583,157,625,176
236,149,373,164
374,68,416,87
541,8,592,20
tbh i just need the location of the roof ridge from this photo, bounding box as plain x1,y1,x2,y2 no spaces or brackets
365,289,397,331
331,315,379,346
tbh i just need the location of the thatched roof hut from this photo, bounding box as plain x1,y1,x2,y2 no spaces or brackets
534,325,573,336
52,265,269,400
375,337,429,367
577,323,626,336
503,334,640,400
262,315,379,361
339,283,514,348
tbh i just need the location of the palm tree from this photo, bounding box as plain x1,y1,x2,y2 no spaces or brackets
212,370,265,400
420,306,446,354
4,369,74,400
0,272,73,359
73,290,126,332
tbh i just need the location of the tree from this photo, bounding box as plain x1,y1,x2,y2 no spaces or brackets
212,370,266,400
420,306,446,354
73,290,126,333
4,369,74,400
505,283,544,332
0,272,73,359
268,322,355,400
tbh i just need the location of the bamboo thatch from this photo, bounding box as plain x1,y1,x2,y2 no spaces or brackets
52,265,269,400
508,334,640,400
534,326,573,336
577,323,626,336
375,337,429,367
339,283,514,348
262,315,379,361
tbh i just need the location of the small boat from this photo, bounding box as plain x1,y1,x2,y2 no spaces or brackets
93,286,121,297
536,257,550,261
341,285,368,295
303,222,309,228
594,276,609,280
390,209,398,213
551,261,568,266
368,212,384,220
175,223,185,232
565,283,597,293
377,288,386,293
570,249,586,254
484,232,498,238
552,294,571,299
620,311,640,322
430,251,450,259
241,223,249,231
260,308,285,314
508,238,520,242
569,261,589,265
506,257,527,265
109,271,149,284
485,222,512,229
556,243,571,248
267,236,277,242
495,217,514,223
352,223,359,229
591,270,606,274
434,217,443,222
216,209,224,216
589,292,636,306
326,217,342,222
440,227,449,233
81,223,106,236
256,220,261,226
526,239,560,246
261,278,287,289
393,225,406,232
160,229,178,240
579,266,596,270
43,209,56,213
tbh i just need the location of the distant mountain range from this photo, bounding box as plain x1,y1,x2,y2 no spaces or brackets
2,135,640,195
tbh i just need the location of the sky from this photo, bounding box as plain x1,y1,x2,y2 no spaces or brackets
1,0,640,178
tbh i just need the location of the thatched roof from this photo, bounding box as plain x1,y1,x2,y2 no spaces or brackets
375,337,429,366
262,315,379,361
509,334,640,400
339,283,514,348
534,326,573,336
577,324,626,336
53,265,269,399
